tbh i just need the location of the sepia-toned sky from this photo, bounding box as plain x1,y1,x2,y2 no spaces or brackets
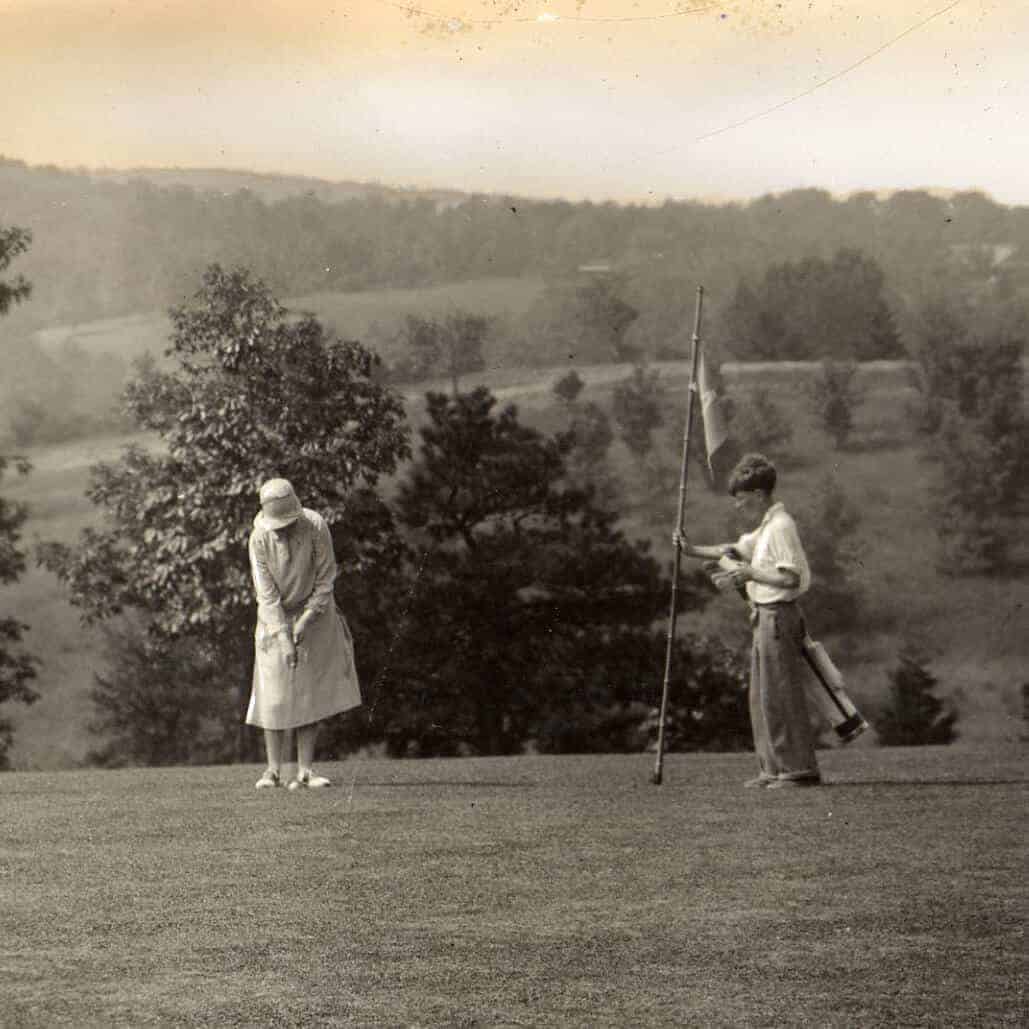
1,0,1026,203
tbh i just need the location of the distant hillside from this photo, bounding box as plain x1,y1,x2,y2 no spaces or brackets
5,155,1027,349
89,165,472,209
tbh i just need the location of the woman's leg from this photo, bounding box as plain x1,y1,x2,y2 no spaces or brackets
290,722,331,788
255,728,287,787
296,722,317,776
264,728,286,773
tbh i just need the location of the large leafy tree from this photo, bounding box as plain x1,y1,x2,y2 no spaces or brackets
723,248,901,361
0,225,39,769
39,265,409,761
396,311,490,394
379,387,707,756
524,273,640,365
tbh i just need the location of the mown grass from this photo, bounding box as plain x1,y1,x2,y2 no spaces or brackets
2,747,1024,1028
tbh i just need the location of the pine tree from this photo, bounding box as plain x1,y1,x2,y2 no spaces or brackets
552,369,585,406
806,360,865,450
876,651,958,747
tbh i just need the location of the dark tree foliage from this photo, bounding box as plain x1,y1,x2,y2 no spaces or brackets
87,618,238,767
0,226,32,316
876,651,958,747
0,224,39,769
380,387,706,757
535,634,749,755
722,249,902,361
38,265,410,763
638,637,751,754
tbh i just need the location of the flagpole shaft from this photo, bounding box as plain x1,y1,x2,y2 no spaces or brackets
651,285,705,785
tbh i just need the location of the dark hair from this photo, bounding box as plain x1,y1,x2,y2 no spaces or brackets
728,453,777,495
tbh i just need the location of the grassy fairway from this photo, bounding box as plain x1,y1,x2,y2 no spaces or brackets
2,746,1024,1028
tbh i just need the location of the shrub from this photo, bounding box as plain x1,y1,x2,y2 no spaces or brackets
875,650,958,747
552,369,585,405
534,702,653,755
612,363,664,459
87,619,239,767
806,359,865,450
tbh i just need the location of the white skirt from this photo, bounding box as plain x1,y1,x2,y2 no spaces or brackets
245,606,362,730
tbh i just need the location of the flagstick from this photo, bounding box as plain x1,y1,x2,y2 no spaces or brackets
651,285,705,785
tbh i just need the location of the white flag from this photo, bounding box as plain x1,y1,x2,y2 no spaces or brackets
696,349,733,486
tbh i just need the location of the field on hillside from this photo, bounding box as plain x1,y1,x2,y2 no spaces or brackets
4,356,1027,769
2,747,1024,1027
30,276,547,368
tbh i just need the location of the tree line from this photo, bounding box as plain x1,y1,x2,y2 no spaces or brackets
3,156,1027,337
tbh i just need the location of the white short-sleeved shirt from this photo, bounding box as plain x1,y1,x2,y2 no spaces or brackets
735,501,811,605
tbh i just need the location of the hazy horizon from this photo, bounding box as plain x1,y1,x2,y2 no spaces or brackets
7,154,1013,210
2,0,1025,206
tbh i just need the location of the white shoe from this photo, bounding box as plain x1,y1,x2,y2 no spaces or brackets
255,768,282,790
288,771,332,791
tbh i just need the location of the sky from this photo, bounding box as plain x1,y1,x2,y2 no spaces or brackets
1,0,1027,204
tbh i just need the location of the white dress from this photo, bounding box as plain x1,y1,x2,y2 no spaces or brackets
244,508,362,730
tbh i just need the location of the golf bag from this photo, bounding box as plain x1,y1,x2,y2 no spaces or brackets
705,549,869,743
800,636,869,744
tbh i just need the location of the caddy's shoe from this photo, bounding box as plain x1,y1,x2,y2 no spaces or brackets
743,775,773,788
766,775,822,789
255,768,282,790
288,771,332,791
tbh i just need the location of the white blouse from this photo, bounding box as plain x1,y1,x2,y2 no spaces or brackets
248,508,337,635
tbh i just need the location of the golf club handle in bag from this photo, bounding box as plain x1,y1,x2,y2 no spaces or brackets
800,635,869,743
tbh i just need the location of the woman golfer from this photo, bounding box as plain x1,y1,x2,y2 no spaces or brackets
247,478,362,791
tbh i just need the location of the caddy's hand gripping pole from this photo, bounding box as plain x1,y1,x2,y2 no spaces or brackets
651,285,704,785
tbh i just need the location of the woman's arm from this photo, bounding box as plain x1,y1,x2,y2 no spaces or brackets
250,534,297,664
293,516,338,643
249,535,287,630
